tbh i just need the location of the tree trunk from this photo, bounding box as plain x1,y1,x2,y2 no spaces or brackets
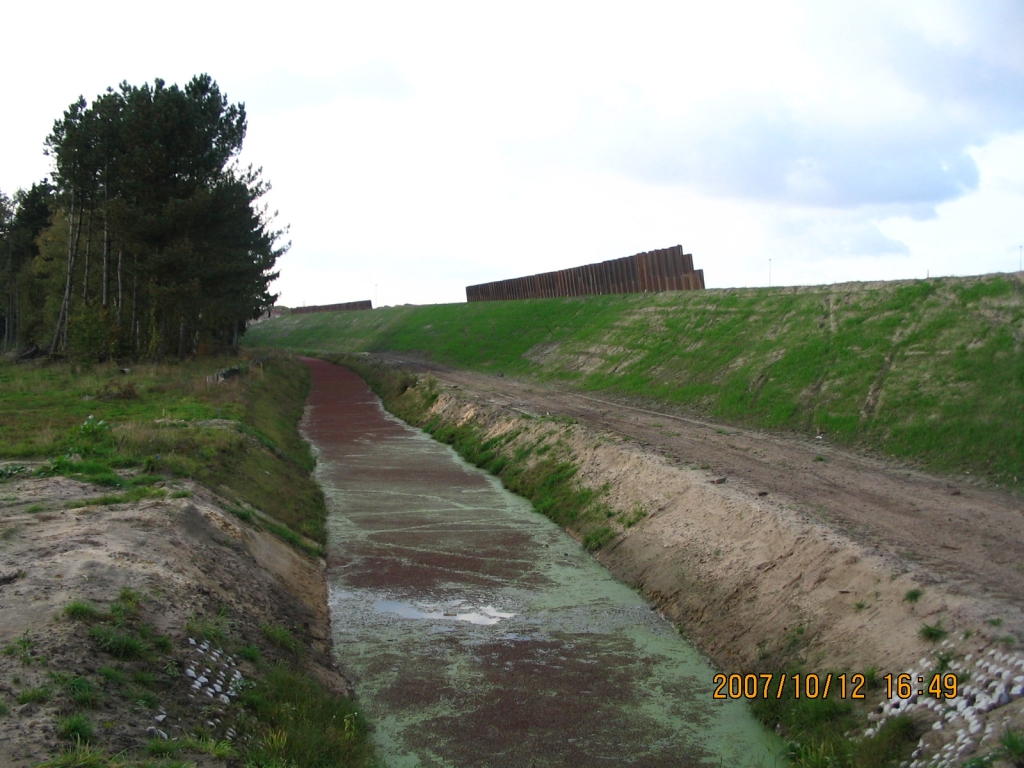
116,248,123,325
101,167,109,307
81,205,93,301
50,189,80,355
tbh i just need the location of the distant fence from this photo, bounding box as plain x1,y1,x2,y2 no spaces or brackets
465,245,704,302
290,300,373,315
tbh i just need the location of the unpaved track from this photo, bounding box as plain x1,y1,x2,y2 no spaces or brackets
373,354,1024,613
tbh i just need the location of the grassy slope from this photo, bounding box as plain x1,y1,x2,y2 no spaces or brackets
247,274,1024,484
0,351,327,547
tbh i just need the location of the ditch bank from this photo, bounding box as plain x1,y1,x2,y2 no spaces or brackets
338,353,1024,767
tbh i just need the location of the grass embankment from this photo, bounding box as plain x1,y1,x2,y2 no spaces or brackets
0,351,378,768
248,274,1024,485
329,353,923,767
0,351,326,549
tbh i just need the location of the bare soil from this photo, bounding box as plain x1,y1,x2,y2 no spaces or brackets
373,353,1024,764
0,474,344,768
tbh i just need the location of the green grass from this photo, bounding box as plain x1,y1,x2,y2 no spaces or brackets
17,685,51,704
262,624,302,656
918,621,948,643
0,351,328,552
64,601,105,622
240,664,375,768
247,274,1024,485
903,589,923,604
58,714,95,742
89,625,149,659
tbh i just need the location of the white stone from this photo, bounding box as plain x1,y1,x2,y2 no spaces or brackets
188,637,196,645
219,694,230,704
155,714,166,723
185,668,196,678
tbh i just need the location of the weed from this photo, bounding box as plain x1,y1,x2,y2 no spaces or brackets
66,676,100,708
98,666,125,684
241,664,375,767
0,699,7,716
37,740,111,767
262,624,302,656
170,489,192,499
17,685,51,704
186,608,230,644
26,504,45,513
854,601,866,611
1001,728,1024,766
131,670,158,687
903,588,924,604
862,666,880,689
620,504,648,528
919,621,948,643
146,737,181,756
987,617,1003,627
813,455,826,462
89,625,149,659
64,601,104,622
1000,635,1017,647
182,735,235,758
58,714,95,742
237,644,261,663
582,526,615,550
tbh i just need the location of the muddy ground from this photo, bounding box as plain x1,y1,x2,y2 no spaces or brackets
0,472,343,768
374,353,1024,766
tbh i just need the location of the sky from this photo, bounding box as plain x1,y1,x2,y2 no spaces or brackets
2,1,1023,307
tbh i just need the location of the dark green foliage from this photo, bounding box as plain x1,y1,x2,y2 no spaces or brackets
4,74,285,360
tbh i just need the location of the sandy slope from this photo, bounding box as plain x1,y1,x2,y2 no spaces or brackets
0,474,342,768
375,353,1024,766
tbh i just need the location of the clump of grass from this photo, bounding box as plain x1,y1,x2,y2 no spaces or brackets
854,601,867,612
1000,728,1024,765
89,625,149,659
63,600,104,621
187,608,230,644
987,617,1003,627
241,664,374,767
131,670,158,688
919,621,948,643
237,644,261,663
170,489,192,499
66,677,100,708
262,624,302,656
582,526,615,550
620,504,647,529
17,686,51,704
146,738,183,756
0,699,9,716
98,666,125,684
181,735,235,758
37,740,111,768
903,588,924,604
58,714,95,742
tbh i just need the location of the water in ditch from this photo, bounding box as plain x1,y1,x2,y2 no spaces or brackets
301,358,781,767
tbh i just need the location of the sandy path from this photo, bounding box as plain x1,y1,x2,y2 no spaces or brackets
372,354,1024,612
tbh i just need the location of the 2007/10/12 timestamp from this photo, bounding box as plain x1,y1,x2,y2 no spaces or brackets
712,672,959,700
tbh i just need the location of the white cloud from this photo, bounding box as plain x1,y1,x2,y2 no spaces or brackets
2,0,1023,308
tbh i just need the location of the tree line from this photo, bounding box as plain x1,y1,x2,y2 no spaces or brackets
0,74,286,360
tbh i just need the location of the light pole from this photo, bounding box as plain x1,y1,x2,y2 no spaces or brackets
769,259,772,288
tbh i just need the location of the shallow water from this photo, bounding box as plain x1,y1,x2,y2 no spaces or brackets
301,358,780,767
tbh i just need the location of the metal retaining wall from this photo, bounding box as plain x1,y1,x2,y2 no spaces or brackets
291,300,373,314
465,245,704,302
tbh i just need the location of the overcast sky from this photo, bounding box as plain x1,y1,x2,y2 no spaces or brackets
3,1,1023,307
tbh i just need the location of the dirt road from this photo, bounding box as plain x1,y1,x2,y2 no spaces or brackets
374,354,1024,620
